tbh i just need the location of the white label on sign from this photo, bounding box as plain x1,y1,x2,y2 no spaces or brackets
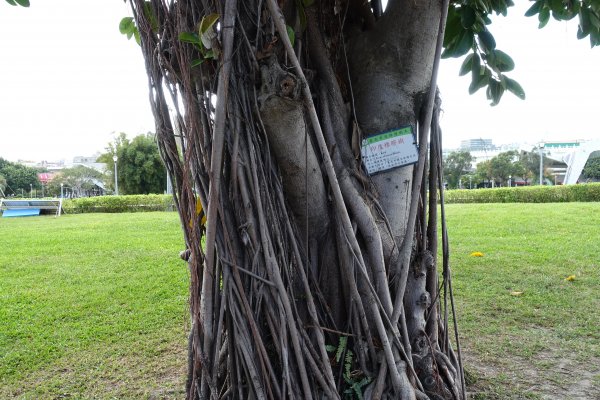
361,126,418,175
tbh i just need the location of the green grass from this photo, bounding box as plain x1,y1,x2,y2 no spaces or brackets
0,213,188,399
445,203,600,398
1,204,599,399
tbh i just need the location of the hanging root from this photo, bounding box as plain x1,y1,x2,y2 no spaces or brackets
130,0,465,398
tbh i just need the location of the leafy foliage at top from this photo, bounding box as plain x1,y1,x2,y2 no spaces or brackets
4,0,29,7
444,0,600,105
525,0,600,46
4,0,598,108
109,0,599,107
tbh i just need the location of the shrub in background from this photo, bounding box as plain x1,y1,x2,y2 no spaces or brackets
445,183,600,204
63,194,175,213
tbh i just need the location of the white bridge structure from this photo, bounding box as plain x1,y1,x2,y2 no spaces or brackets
561,140,600,184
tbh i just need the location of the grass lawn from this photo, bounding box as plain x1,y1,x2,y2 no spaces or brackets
0,212,188,399
0,204,598,399
446,202,600,399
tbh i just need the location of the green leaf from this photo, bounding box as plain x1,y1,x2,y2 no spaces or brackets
579,8,591,35
504,76,526,99
590,30,600,47
454,29,474,57
286,25,296,47
469,69,489,94
525,1,543,17
539,8,550,28
548,0,565,15
475,12,488,29
471,52,482,78
133,29,141,45
5,0,18,6
119,17,135,35
492,0,509,17
204,49,216,59
487,79,504,106
461,6,477,28
336,336,347,363
459,53,474,76
444,7,463,47
191,58,205,67
492,49,515,72
443,12,477,59
199,13,219,49
199,13,219,34
143,1,159,33
478,30,496,51
589,10,600,30
475,0,490,14
179,32,201,44
14,0,29,6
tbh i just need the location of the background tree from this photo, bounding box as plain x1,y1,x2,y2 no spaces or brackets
489,150,523,186
517,150,537,185
0,157,40,196
474,159,493,187
582,156,600,181
46,165,104,197
99,132,167,195
443,150,473,188
118,0,599,398
519,148,553,185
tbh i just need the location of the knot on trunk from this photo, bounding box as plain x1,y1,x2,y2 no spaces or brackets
257,56,329,241
258,56,300,103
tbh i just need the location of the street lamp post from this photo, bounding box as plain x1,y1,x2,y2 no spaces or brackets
539,144,544,185
61,183,64,199
508,175,512,187
30,183,33,198
469,175,472,189
113,155,119,196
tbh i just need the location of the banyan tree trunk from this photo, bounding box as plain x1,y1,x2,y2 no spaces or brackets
129,0,465,398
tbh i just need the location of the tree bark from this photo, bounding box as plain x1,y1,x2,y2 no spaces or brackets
130,0,464,398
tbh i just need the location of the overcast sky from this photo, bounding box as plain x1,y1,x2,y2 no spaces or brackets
0,1,598,162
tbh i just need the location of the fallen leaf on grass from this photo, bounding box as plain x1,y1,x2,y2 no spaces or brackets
510,291,524,296
470,251,484,257
564,275,576,281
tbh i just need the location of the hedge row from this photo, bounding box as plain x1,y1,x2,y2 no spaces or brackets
63,194,175,213
444,183,600,204
52,184,600,212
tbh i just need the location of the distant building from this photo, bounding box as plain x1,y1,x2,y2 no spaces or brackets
560,140,600,184
73,154,99,164
72,153,105,173
17,159,65,171
541,141,582,160
460,138,495,152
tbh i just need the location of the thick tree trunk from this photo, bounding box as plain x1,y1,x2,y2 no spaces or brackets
131,0,464,399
